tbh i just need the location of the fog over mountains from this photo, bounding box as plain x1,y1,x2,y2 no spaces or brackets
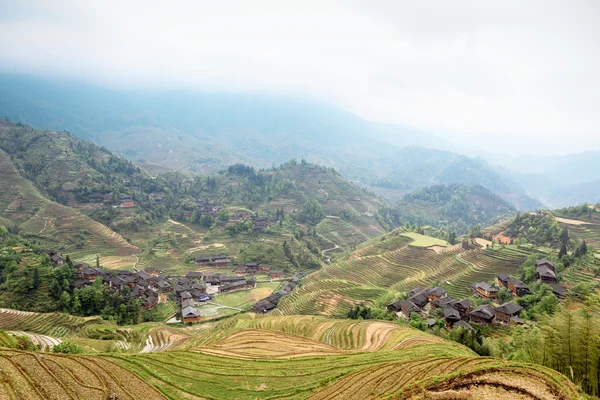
0,73,598,209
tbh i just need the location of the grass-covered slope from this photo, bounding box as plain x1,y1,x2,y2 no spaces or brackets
278,229,531,316
0,147,138,255
170,161,386,251
0,313,581,399
104,314,580,400
0,119,167,205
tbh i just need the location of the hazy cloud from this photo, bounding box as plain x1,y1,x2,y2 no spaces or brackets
0,0,599,153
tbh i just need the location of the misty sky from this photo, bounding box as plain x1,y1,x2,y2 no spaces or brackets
0,0,599,154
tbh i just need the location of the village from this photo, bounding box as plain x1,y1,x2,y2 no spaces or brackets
40,249,296,324
387,259,567,330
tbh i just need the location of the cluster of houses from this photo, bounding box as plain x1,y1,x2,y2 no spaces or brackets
195,256,285,280
87,193,137,208
389,259,569,330
69,264,168,309
387,286,523,329
252,216,279,232
252,273,301,313
471,259,566,301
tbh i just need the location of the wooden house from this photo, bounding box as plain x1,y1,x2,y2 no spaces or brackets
453,320,475,331
536,259,556,271
215,258,231,268
245,262,259,273
186,272,204,280
142,295,158,309
535,265,557,284
471,282,498,299
443,308,461,328
144,267,161,277
195,255,228,265
269,271,284,279
469,304,495,325
497,274,531,297
120,196,135,208
218,280,247,293
493,302,523,326
426,287,448,301
452,299,474,319
50,254,65,266
252,300,276,313
182,305,201,323
408,291,429,309
549,284,568,299
258,264,271,273
81,267,100,281
399,300,420,319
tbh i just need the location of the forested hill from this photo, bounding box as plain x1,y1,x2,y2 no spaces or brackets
0,119,169,204
378,183,516,234
167,160,387,245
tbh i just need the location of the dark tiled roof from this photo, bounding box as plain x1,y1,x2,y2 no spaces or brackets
495,302,523,315
469,304,494,319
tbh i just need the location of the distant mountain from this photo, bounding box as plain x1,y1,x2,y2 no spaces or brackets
365,147,542,210
379,183,516,234
0,73,541,211
492,151,600,208
542,179,600,208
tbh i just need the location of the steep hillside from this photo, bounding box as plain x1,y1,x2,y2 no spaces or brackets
278,228,532,316
0,119,170,209
0,314,580,400
380,183,516,233
0,145,138,255
168,161,386,251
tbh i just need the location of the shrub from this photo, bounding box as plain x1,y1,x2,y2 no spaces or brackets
52,341,84,354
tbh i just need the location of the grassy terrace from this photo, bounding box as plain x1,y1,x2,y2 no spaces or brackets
0,315,581,399
0,308,95,337
279,231,532,316
400,231,449,247
101,315,578,400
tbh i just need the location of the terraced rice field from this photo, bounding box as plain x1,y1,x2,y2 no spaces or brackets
6,331,62,351
190,315,454,353
279,233,531,316
104,314,578,400
0,314,580,399
140,328,191,353
566,223,600,248
0,308,93,337
400,232,449,247
0,350,164,399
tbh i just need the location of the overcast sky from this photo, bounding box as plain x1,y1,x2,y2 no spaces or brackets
1,0,599,154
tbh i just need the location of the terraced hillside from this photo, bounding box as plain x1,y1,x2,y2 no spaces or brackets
553,214,600,249
0,308,94,337
104,315,579,399
0,148,138,255
0,313,581,399
174,162,387,252
0,350,164,399
279,230,531,316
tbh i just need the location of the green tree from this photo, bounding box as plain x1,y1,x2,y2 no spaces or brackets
497,287,512,304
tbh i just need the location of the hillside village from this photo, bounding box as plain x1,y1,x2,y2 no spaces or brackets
39,248,298,325
388,258,569,331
